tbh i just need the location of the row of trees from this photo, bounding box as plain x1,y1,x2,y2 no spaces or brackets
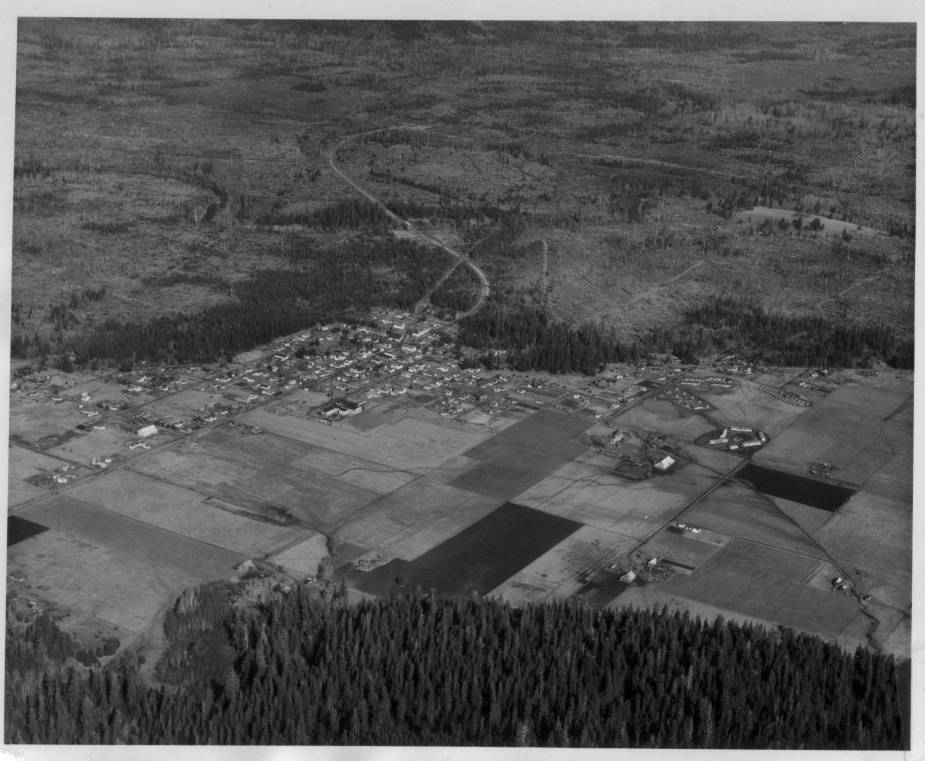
5,589,903,748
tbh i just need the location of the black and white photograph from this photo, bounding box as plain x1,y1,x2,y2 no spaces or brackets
1,8,918,756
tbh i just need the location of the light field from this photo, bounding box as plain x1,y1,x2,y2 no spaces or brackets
815,491,911,611
663,539,859,639
752,379,911,489
236,406,490,471
128,432,381,531
613,398,715,440
515,458,717,539
680,482,827,559
66,470,310,557
10,495,244,634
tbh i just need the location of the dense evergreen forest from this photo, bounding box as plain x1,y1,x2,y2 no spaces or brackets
5,588,903,748
457,296,913,375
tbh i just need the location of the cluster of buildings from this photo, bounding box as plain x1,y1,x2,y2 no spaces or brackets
698,426,769,452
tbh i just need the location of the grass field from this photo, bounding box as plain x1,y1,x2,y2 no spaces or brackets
490,524,637,604
663,539,859,639
9,495,245,634
770,496,834,535
815,491,911,611
704,380,814,435
345,502,581,597
128,432,381,531
637,527,727,571
267,533,330,577
679,481,826,558
332,468,499,560
517,457,718,539
237,406,490,471
752,377,911,489
610,398,715,440
66,469,308,557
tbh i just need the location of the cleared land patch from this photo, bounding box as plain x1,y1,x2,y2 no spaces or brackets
679,482,826,559
236,406,490,471
344,502,581,597
704,381,813,435
66,470,308,557
663,539,859,639
814,491,911,611
332,472,499,561
613,398,715,441
752,379,910,489
128,433,381,532
8,444,89,506
517,458,717,539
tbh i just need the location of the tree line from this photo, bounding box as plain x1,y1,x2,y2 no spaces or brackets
457,296,913,375
56,237,454,368
5,587,903,748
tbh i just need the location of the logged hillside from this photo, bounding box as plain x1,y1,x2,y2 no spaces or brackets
5,587,904,748
12,20,915,372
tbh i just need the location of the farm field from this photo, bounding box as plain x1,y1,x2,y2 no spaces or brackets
752,375,912,489
66,470,309,557
737,463,854,511
515,456,722,539
236,406,491,471
662,539,859,640
678,481,827,558
345,502,581,597
490,524,637,604
8,495,244,635
128,431,381,531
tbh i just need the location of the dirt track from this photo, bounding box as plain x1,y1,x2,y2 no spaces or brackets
326,127,490,319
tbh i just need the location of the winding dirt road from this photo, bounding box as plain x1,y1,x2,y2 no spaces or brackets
326,127,490,320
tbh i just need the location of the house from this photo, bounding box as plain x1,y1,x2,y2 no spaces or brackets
136,424,158,438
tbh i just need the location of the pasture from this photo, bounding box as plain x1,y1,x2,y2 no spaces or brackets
611,398,715,440
679,482,826,558
332,470,499,561
516,457,717,540
9,495,245,635
66,469,308,557
752,377,911,490
664,539,860,639
128,432,381,532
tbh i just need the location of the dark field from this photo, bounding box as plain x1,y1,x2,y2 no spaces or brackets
451,410,593,499
7,515,49,546
738,463,855,511
19,496,245,580
664,539,858,639
346,502,581,596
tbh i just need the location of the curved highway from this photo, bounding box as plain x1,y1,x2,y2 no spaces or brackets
326,127,490,320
